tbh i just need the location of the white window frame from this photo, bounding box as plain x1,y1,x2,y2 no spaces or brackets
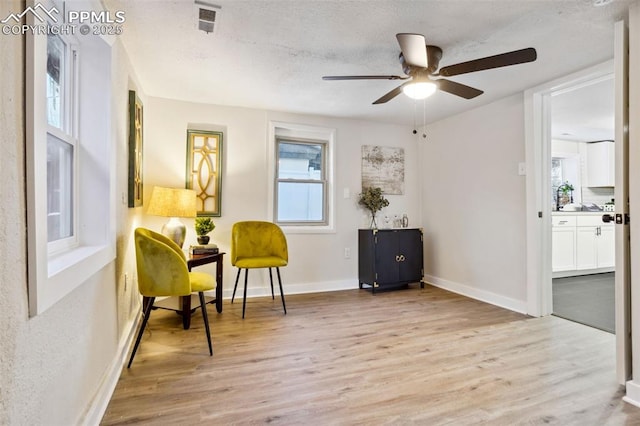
46,32,79,254
275,137,328,226
268,121,335,233
26,1,116,316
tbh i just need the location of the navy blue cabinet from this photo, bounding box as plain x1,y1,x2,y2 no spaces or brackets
358,228,424,293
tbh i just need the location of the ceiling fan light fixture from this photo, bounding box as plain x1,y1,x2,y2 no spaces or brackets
402,81,437,100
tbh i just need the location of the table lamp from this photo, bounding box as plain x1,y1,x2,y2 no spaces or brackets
146,186,197,248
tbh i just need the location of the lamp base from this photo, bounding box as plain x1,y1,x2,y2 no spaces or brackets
161,217,186,248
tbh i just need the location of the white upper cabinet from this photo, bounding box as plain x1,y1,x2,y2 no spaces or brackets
586,141,615,187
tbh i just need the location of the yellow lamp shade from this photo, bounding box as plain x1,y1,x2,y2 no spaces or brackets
146,187,197,248
147,187,197,218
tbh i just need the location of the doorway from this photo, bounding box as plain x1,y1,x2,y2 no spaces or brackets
525,19,631,385
549,76,616,333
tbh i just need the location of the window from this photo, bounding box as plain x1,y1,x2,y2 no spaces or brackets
26,5,115,316
270,122,335,232
276,138,327,224
46,33,78,251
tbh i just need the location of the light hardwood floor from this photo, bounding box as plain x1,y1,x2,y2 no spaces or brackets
102,285,640,425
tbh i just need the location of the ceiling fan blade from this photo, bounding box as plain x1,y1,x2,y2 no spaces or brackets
436,79,484,99
323,75,407,81
438,47,537,77
396,33,428,68
372,83,407,104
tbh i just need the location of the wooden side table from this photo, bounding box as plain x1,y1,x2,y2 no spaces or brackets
153,252,225,329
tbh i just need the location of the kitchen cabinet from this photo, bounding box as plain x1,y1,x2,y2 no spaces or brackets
575,216,615,270
552,215,577,272
586,141,614,187
597,225,615,267
358,228,424,293
552,213,615,274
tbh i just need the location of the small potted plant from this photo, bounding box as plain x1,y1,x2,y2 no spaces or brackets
194,217,215,245
358,186,389,229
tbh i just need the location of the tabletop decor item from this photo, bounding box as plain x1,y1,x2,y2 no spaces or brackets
146,186,197,248
194,217,216,245
358,186,389,229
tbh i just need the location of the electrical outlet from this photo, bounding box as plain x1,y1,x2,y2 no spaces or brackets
344,247,351,259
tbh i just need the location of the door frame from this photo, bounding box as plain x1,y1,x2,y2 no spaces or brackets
524,60,614,317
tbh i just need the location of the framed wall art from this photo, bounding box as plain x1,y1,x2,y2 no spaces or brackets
361,145,405,195
128,90,144,207
186,129,223,217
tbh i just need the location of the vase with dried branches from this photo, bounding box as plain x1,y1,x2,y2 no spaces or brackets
358,187,389,229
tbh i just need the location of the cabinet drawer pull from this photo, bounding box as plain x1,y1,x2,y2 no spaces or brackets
395,254,406,262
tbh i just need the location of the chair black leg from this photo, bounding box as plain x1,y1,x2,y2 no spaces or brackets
231,268,241,303
198,292,213,356
276,267,287,315
242,268,249,319
268,268,275,300
127,296,156,368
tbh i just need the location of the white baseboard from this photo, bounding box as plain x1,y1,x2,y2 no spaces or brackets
424,274,527,314
624,380,640,407
80,311,140,426
217,278,359,299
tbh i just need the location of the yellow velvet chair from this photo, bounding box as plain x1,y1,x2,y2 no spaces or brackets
231,221,288,318
127,227,215,367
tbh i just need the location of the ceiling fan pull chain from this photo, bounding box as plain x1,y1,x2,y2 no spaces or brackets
422,98,427,139
412,99,418,135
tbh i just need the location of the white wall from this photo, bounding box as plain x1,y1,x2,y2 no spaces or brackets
420,94,528,312
142,98,421,296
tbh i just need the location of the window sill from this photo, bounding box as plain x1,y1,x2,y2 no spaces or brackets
280,225,336,234
31,243,115,315
48,244,111,277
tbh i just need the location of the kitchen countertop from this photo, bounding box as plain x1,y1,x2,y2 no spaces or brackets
552,210,610,215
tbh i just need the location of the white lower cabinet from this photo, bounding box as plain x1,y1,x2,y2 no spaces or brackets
552,215,576,272
575,216,615,270
596,225,615,268
552,214,615,273
576,227,598,270
552,227,577,271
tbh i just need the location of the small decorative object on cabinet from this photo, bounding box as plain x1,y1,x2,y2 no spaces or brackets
358,228,424,293
357,186,389,229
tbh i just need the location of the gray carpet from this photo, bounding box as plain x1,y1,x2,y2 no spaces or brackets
552,272,615,334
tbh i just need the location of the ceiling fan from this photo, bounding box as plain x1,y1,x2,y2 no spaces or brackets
322,33,537,104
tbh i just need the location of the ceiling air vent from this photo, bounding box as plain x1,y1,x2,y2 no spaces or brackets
194,1,221,34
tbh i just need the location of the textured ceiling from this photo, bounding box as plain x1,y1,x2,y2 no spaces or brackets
103,0,631,130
